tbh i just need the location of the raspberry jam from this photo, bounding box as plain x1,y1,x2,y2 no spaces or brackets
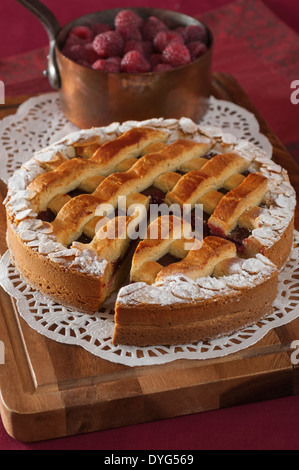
38,209,56,223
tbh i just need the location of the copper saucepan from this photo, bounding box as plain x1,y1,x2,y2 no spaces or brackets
16,0,214,128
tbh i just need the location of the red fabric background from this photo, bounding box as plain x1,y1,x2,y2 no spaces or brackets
0,0,299,450
1,0,299,58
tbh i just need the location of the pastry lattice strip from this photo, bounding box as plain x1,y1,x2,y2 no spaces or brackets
29,127,269,258
35,135,104,172
130,215,237,285
207,172,268,236
29,127,170,213
46,139,211,246
165,152,250,207
163,153,268,236
73,211,142,263
28,128,211,246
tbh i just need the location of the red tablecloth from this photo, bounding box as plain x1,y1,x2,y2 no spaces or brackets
0,0,299,450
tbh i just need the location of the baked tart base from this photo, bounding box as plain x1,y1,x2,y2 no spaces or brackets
5,118,296,347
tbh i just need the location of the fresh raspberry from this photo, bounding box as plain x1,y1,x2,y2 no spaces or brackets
120,50,151,73
187,41,208,60
153,31,184,52
92,58,120,72
64,44,88,62
153,63,174,72
123,40,153,57
162,41,191,67
115,10,144,30
149,53,164,68
83,43,101,63
123,39,145,55
141,16,168,41
62,33,85,54
107,56,121,66
141,40,153,56
116,25,142,42
69,26,94,42
76,59,91,68
63,43,101,66
92,23,113,35
174,26,185,34
92,31,124,57
181,24,207,45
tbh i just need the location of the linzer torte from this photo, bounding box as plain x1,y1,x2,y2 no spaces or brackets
5,118,296,346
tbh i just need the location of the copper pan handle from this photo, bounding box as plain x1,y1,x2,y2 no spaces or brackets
15,0,61,89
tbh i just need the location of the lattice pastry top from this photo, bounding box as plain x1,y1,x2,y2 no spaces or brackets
4,117,296,346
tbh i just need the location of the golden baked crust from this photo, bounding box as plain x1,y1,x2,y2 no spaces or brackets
4,118,296,347
208,173,268,236
165,152,249,207
113,266,278,346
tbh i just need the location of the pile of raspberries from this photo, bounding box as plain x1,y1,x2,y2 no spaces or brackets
61,9,208,73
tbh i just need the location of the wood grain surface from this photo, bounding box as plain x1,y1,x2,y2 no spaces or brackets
0,73,298,442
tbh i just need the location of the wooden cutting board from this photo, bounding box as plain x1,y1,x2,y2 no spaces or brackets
0,72,298,443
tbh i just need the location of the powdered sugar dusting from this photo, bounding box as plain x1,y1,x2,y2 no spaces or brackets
69,250,108,276
117,256,277,306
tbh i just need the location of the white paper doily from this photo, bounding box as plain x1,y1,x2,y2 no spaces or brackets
0,92,272,185
1,91,295,368
0,233,298,367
